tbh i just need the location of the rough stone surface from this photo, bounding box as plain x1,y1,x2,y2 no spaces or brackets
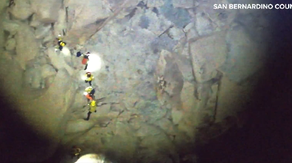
24,67,43,89
35,24,52,39
190,32,227,83
146,0,165,8
3,19,20,36
41,64,56,78
8,0,33,20
64,0,112,46
215,76,251,122
0,0,274,162
158,0,191,28
196,12,214,36
219,24,266,83
30,0,62,23
168,26,185,40
5,37,16,51
173,0,197,8
15,22,40,70
52,8,66,36
47,48,75,76
172,108,183,125
65,119,95,134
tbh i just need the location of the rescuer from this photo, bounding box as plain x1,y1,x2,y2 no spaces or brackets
84,86,95,102
77,51,90,70
56,35,66,51
85,86,95,96
84,72,94,86
85,99,97,121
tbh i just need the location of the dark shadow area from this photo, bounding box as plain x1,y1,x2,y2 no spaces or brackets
197,2,292,163
0,87,53,163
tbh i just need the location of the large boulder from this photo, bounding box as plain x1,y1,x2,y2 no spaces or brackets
8,0,33,20
5,37,16,51
14,22,39,70
219,24,266,83
195,0,236,31
196,12,214,36
52,8,66,36
64,0,112,46
46,47,75,75
23,67,43,89
34,24,52,39
189,32,227,83
3,19,20,36
155,50,184,108
30,0,62,23
41,64,57,78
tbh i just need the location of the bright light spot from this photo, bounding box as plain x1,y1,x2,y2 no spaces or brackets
75,154,106,163
86,53,103,72
81,74,87,80
83,92,88,95
60,46,71,56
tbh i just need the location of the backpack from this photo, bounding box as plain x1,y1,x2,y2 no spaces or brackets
90,89,95,95
76,51,82,57
82,58,88,65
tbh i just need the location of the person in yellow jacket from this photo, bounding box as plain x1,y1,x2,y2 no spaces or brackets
85,99,97,121
85,72,94,86
84,86,95,102
56,35,66,51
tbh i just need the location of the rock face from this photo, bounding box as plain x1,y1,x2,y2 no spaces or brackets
47,47,74,75
0,0,274,162
219,24,266,83
5,37,16,51
190,32,227,83
64,0,112,46
8,0,33,20
16,69,76,162
30,0,62,23
15,22,39,70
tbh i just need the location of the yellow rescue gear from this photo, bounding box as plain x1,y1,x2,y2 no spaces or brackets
85,75,94,82
85,86,93,93
89,100,97,112
90,100,96,107
59,41,66,47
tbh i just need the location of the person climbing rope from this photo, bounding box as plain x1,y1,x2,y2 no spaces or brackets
56,35,66,52
83,86,95,102
77,51,90,70
70,146,81,159
85,86,95,97
84,92,93,102
85,99,97,121
84,72,94,86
